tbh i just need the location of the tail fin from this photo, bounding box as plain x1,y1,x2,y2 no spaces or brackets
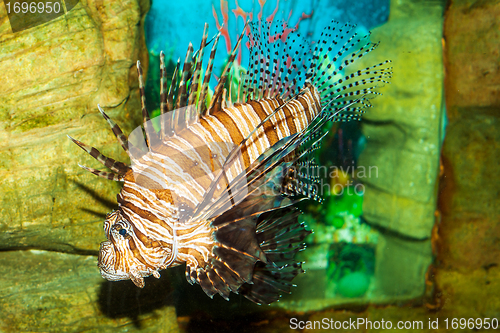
240,208,311,305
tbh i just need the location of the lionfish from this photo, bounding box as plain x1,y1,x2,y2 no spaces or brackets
69,20,391,305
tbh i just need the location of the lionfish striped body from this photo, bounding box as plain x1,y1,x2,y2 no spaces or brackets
70,21,391,304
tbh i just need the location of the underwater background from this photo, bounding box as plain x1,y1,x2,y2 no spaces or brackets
0,0,499,332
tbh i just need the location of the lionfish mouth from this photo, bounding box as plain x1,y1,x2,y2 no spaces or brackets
97,241,126,281
98,267,128,281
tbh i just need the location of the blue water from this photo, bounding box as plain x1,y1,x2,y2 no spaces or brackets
145,0,390,73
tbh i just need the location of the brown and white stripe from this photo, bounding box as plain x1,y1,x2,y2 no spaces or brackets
70,19,392,304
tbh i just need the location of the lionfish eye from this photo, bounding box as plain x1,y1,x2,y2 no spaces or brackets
119,229,127,237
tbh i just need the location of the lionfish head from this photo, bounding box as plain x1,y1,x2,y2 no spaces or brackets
97,210,152,288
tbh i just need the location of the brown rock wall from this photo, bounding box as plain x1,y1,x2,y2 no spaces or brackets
0,1,180,331
0,0,147,252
